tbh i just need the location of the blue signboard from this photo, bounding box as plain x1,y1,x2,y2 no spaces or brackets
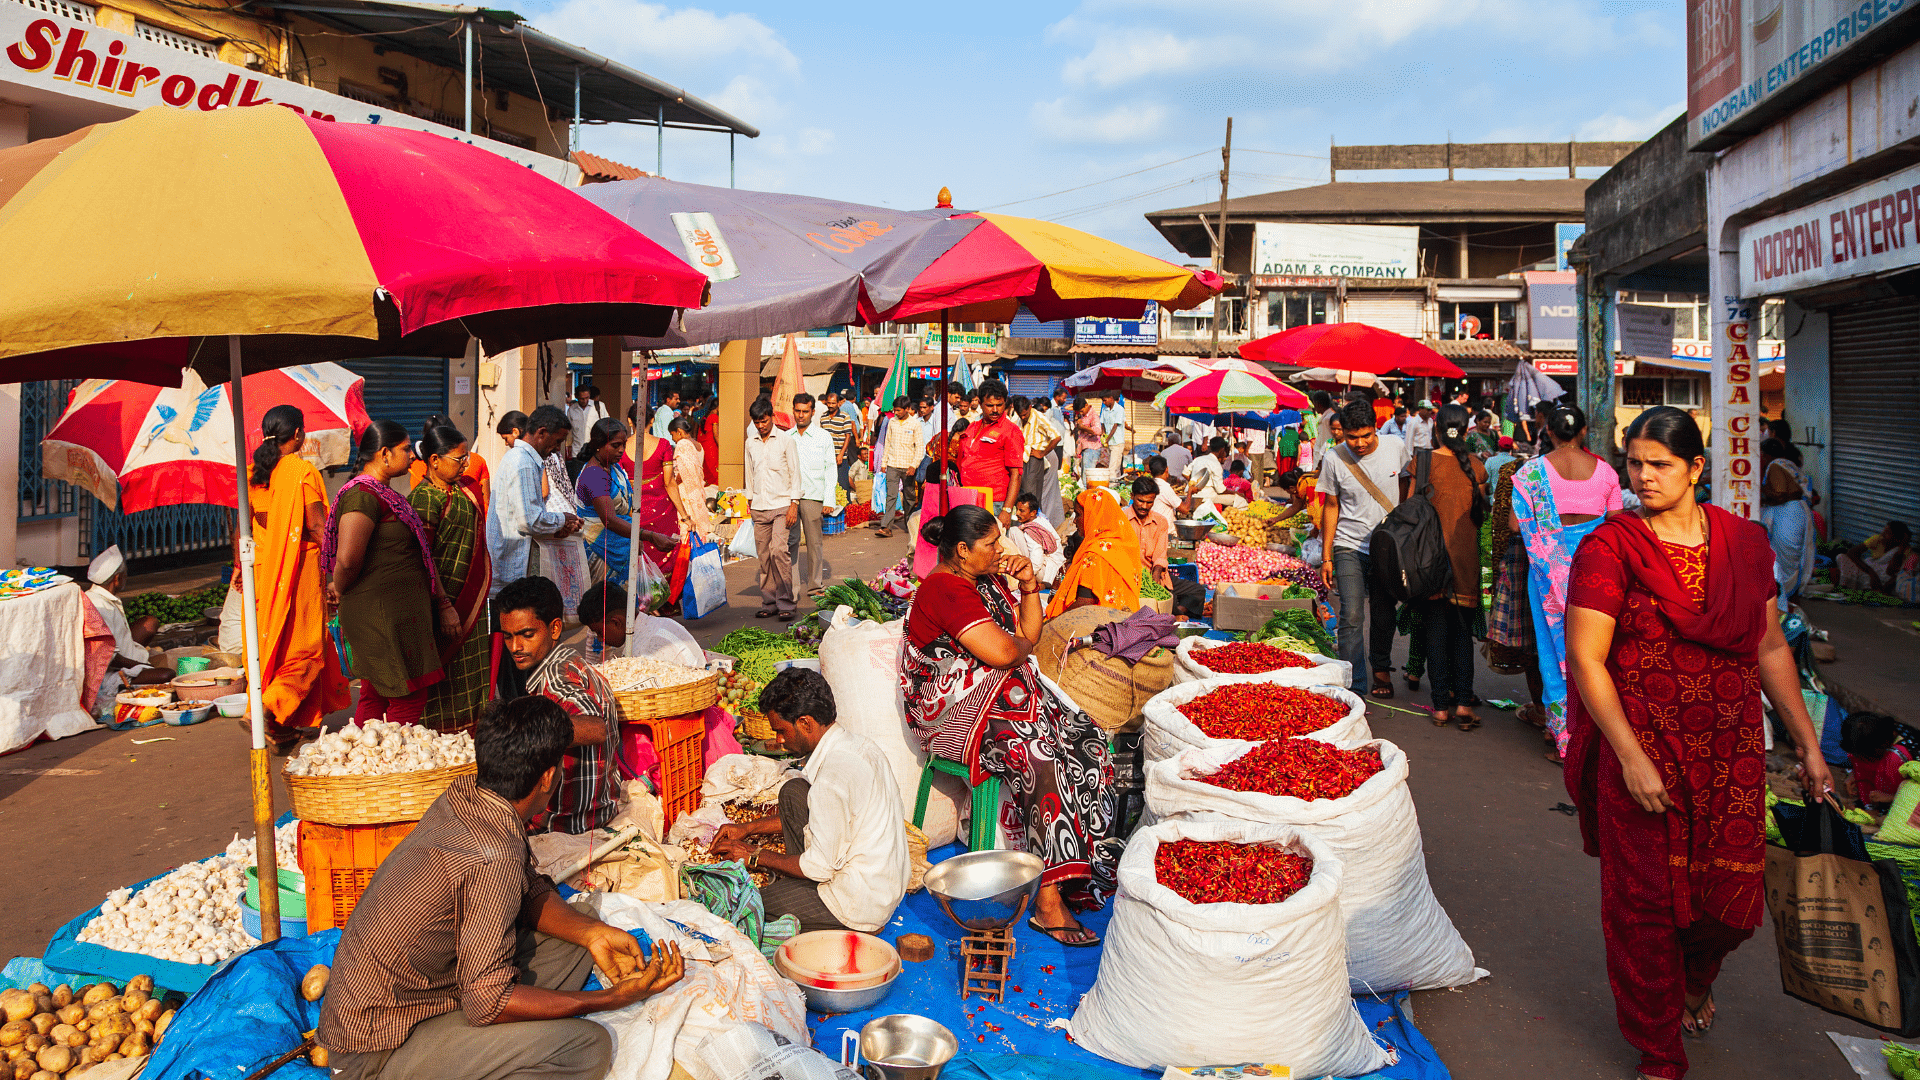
1555,223,1586,271
1073,301,1159,346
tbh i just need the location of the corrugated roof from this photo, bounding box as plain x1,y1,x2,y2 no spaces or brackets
1148,179,1591,222
573,151,646,182
1429,339,1528,359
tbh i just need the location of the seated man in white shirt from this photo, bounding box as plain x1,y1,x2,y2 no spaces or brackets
85,545,169,705
710,668,909,933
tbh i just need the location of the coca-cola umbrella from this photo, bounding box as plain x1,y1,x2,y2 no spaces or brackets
0,105,707,941
1239,322,1464,378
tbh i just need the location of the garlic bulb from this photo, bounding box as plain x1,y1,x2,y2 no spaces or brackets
77,820,302,964
284,720,474,778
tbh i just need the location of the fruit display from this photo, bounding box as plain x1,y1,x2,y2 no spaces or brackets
75,823,299,964
1176,684,1349,741
1190,642,1315,674
1218,508,1276,547
0,975,172,1076
1155,839,1313,906
711,628,818,713
283,720,473,778
1198,740,1384,800
715,668,763,712
596,657,708,692
123,582,228,625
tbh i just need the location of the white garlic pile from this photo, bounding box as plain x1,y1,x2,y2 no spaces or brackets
597,656,707,691
284,719,475,777
77,821,301,965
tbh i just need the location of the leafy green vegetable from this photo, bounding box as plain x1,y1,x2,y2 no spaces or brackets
712,626,818,711
123,581,229,624
1139,568,1172,600
1243,607,1336,657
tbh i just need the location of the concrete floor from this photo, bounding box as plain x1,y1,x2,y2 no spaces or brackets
0,522,1888,1079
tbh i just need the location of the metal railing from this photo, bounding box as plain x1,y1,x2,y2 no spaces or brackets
18,380,78,522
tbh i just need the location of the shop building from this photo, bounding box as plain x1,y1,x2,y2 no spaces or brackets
0,0,753,568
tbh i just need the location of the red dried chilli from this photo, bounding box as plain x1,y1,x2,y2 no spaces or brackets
1154,839,1313,905
1200,739,1383,800
1191,641,1315,674
1176,683,1348,740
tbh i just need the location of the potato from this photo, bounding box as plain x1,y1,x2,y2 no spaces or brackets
122,977,150,998
27,998,49,1022
33,1045,70,1075
86,1034,117,1056
301,965,330,1003
28,1071,55,1080
44,1028,72,1048
309,1046,329,1068
119,1032,149,1057
51,1009,78,1034
46,991,67,1014
131,1019,151,1038
90,1016,127,1039
152,1011,171,1044
19,993,43,1008
24,1018,50,1039
0,993,31,1025
18,1037,41,1055
0,1022,26,1047
71,1024,85,1036
117,990,146,1014
81,1004,115,1027
132,1000,159,1025
7,1059,25,1080
76,987,112,1010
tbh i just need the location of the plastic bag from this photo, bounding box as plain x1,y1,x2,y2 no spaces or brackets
635,555,672,614
728,521,758,560
682,536,729,620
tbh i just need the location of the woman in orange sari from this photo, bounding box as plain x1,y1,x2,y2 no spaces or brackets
247,404,349,751
408,423,492,732
1045,488,1143,617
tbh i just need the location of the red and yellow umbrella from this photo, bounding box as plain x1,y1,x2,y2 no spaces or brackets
0,106,708,384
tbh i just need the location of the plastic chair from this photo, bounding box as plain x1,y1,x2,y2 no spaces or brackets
913,755,1001,852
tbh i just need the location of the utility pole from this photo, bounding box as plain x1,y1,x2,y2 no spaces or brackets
1209,117,1233,361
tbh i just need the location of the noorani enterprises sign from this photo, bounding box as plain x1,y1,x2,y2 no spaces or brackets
1738,158,1920,294
1253,223,1419,279
1,4,571,182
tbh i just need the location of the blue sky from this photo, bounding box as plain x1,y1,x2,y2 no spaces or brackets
517,0,1689,262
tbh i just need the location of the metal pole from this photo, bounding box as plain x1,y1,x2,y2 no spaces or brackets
229,336,279,942
729,132,735,188
656,102,664,176
1209,117,1233,362
624,348,642,656
938,309,950,515
570,65,581,153
462,20,473,134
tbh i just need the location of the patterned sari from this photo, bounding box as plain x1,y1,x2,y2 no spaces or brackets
901,570,1119,902
1512,457,1606,756
537,452,591,614
409,476,492,732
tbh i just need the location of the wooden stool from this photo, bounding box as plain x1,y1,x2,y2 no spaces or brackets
913,755,1000,852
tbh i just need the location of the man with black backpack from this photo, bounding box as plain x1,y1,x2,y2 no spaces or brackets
1317,399,1412,700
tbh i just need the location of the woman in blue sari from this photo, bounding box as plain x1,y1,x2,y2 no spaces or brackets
1758,437,1817,612
1511,404,1624,761
573,417,634,584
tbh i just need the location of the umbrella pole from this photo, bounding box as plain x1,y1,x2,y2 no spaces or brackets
624,353,642,657
938,308,950,516
228,336,280,943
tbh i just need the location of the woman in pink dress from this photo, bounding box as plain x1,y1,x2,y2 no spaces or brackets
666,416,716,542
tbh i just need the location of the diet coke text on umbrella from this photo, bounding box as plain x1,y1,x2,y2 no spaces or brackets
6,19,335,119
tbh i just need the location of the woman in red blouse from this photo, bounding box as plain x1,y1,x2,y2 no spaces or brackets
1564,406,1832,1080
900,504,1118,947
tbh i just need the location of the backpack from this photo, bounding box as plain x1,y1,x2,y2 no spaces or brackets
1344,447,1452,604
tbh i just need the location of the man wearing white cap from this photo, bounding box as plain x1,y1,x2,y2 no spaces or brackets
1407,400,1438,451
86,546,168,704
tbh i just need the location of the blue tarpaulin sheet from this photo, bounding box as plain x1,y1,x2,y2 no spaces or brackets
808,845,1446,1080
141,929,339,1080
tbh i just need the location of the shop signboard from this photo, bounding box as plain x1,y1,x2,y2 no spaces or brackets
1737,158,1920,294
920,329,1002,355
1687,0,1920,149
1253,223,1418,279
0,3,573,182
1533,355,1634,376
1523,271,1578,350
1555,223,1586,270
1618,303,1679,358
1073,301,1159,346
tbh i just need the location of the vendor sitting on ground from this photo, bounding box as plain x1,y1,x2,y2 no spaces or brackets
318,694,684,1080
1004,493,1066,587
710,668,909,934
85,545,169,703
905,504,1121,946
498,576,621,835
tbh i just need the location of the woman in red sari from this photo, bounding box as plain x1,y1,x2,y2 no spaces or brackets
1564,406,1832,1080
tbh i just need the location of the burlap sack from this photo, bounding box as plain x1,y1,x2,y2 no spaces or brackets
1035,606,1174,733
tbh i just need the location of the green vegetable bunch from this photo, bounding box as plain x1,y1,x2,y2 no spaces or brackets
1884,1042,1920,1080
1243,607,1336,657
818,578,897,623
1139,568,1173,600
712,627,819,712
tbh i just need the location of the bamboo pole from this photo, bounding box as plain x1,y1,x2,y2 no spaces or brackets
229,336,279,942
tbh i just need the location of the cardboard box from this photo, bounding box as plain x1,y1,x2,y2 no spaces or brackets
1211,582,1315,632
1137,595,1174,615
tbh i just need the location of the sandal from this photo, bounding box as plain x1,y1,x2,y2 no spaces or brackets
1682,990,1714,1037
1430,709,1451,727
1516,702,1547,729
1027,917,1100,948
1405,675,1421,691
1455,709,1482,732
1369,672,1395,700
874,529,893,538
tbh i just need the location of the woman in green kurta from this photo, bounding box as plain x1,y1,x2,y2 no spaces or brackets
408,423,492,732
323,419,449,725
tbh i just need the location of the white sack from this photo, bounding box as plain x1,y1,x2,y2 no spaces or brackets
1068,817,1392,1076
1173,637,1350,688
628,614,707,669
1142,678,1370,767
817,606,965,846
1147,740,1484,993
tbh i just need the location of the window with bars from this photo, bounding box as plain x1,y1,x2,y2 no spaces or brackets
18,380,79,522
134,20,217,57
10,0,96,22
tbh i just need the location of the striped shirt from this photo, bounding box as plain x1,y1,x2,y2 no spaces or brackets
316,775,555,1054
527,644,621,835
818,409,855,461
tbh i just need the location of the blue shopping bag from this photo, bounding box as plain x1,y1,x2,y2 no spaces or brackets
680,535,729,620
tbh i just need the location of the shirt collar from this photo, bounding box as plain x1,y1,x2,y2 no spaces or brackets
529,642,578,686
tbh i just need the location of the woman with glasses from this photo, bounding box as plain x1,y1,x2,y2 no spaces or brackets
407,423,492,731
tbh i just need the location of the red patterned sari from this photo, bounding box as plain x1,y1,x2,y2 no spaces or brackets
1564,506,1777,1080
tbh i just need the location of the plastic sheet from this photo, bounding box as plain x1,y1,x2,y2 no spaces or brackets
141,929,338,1080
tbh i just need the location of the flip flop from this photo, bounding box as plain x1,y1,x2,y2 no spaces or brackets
1456,712,1482,732
1683,990,1714,1037
755,609,776,619
1369,674,1395,700
1430,710,1451,727
1027,917,1100,948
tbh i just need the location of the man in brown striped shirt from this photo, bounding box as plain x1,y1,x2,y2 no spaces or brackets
318,695,683,1080
497,575,622,835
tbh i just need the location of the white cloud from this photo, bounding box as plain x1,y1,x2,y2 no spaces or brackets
530,0,797,79
1031,98,1170,143
1575,99,1685,140
1060,30,1200,88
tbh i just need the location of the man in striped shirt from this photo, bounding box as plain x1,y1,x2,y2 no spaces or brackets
497,576,621,835
318,695,683,1080
818,389,857,493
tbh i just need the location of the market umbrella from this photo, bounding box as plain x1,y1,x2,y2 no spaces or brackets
874,339,912,412
0,105,708,941
1286,367,1380,390
1239,323,1464,379
43,364,372,512
1063,357,1211,401
1153,364,1310,413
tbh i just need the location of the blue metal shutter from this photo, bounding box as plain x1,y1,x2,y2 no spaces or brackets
340,357,450,449
1006,374,1056,399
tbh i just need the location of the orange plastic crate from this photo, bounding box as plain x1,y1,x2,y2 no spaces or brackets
638,714,704,831
297,819,415,932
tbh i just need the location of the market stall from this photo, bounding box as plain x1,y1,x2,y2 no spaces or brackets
0,574,113,756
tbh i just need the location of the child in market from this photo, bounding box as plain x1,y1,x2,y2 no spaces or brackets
1843,710,1912,811
1223,460,1255,503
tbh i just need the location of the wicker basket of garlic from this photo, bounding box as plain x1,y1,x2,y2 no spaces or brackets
282,719,476,825
597,656,719,722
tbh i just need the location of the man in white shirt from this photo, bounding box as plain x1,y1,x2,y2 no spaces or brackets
1099,391,1128,464
1379,404,1409,440
1183,436,1229,514
787,394,837,596
743,397,801,620
565,384,607,456
1406,399,1437,451
1317,399,1413,698
1159,436,1194,482
650,387,681,439
711,669,908,933
489,405,581,596
1145,457,1180,536
876,396,923,537
84,545,169,707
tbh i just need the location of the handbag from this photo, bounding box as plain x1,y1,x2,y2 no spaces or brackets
680,535,729,620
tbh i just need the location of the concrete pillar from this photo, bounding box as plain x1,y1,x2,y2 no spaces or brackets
448,340,477,445
716,339,760,488
1455,227,1469,278
591,336,631,431
1708,212,1759,519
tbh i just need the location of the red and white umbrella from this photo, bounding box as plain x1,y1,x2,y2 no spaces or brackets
43,363,371,513
1062,356,1212,400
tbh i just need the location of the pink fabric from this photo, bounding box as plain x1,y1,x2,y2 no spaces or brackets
616,706,740,793
78,600,115,715
1546,453,1625,517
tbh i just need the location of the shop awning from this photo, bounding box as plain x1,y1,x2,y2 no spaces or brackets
259,0,759,135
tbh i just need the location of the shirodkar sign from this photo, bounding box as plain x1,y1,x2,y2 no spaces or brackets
1,3,572,182
1737,158,1920,294
1254,223,1419,279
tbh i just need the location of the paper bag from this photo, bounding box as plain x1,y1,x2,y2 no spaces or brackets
1765,803,1920,1035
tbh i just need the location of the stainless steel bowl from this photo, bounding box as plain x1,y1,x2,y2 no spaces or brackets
792,966,900,1013
849,1014,959,1080
1173,519,1213,542
922,850,1044,931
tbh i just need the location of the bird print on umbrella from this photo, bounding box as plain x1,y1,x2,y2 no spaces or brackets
140,387,223,457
